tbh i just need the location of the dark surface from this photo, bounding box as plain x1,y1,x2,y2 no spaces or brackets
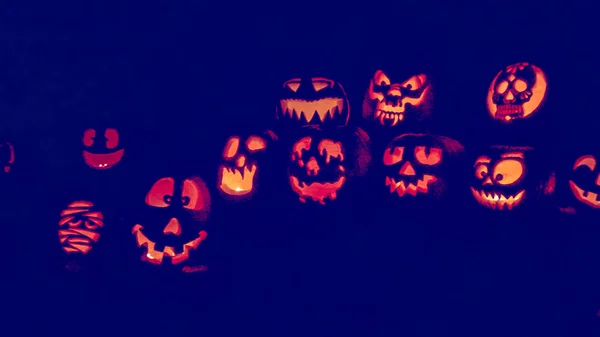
1,1,598,336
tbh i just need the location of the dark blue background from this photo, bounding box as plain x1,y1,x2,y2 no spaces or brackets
1,1,599,336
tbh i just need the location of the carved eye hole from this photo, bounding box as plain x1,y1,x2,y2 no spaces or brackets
493,159,524,186
146,177,175,208
496,81,509,94
83,129,96,147
223,137,240,159
414,146,442,165
401,74,426,91
284,78,301,92
311,77,334,92
474,164,489,180
246,136,267,153
513,79,528,93
105,128,119,149
573,155,597,171
373,70,391,86
383,147,404,166
182,179,205,211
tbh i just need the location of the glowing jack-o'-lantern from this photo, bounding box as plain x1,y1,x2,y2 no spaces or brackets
486,62,548,123
58,201,104,254
276,77,350,127
470,146,555,211
383,134,464,198
363,70,432,127
0,140,15,173
569,155,600,209
217,130,277,198
133,176,210,266
82,128,124,170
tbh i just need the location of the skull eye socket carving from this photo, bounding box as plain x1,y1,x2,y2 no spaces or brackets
373,70,391,87
146,177,175,208
383,147,404,166
223,137,240,159
246,136,266,152
493,159,524,186
496,81,509,94
414,146,442,165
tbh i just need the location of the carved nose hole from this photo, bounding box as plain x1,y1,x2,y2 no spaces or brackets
163,218,182,236
306,157,320,176
399,162,416,176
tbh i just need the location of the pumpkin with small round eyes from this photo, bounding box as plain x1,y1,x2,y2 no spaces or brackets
470,146,555,211
486,62,548,123
58,200,104,255
287,126,370,205
217,130,278,199
82,127,124,170
363,69,433,128
0,140,15,173
382,133,464,199
276,77,350,128
132,175,211,267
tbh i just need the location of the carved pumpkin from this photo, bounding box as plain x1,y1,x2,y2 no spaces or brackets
58,201,104,254
383,134,464,199
276,77,349,127
470,146,555,211
486,62,548,123
363,70,432,127
132,176,210,266
568,155,600,209
287,127,370,205
82,127,124,170
0,140,14,173
217,130,277,198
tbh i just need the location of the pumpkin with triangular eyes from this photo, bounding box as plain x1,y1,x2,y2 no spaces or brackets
470,146,555,211
486,62,548,124
82,128,124,170
132,175,211,267
276,77,350,128
382,134,464,200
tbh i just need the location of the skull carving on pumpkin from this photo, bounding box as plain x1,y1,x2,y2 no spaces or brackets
82,128,125,170
132,176,211,266
383,134,464,198
58,201,104,254
217,130,277,198
363,70,432,127
487,62,548,123
276,77,350,128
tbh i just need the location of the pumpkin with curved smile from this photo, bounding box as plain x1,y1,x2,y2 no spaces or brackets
277,77,350,127
486,62,548,123
569,155,600,209
363,70,432,127
133,176,210,265
82,128,124,170
0,140,14,173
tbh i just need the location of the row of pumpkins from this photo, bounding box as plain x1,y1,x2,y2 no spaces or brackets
3,61,590,273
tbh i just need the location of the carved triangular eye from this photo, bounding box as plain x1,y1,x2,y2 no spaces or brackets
284,78,301,92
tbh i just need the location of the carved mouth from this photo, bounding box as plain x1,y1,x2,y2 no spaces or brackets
132,224,207,265
218,164,257,196
385,175,437,197
289,175,346,205
569,181,600,208
82,149,124,170
279,98,344,123
58,230,99,254
374,109,404,126
496,104,524,121
470,188,525,210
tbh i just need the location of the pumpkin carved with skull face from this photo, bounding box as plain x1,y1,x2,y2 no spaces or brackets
470,146,555,211
0,140,14,173
487,62,548,123
383,134,464,199
217,130,277,198
363,70,433,127
277,77,350,128
287,127,370,205
132,176,211,266
82,128,124,170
